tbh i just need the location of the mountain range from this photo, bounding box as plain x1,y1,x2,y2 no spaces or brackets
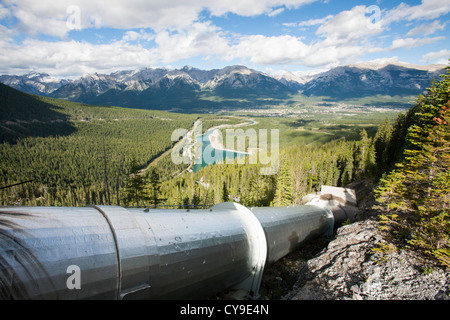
1,63,446,111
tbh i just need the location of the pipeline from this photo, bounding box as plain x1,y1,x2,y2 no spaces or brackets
0,188,357,300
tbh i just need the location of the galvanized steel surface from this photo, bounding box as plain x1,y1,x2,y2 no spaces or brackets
251,205,334,263
0,202,333,300
0,207,118,299
125,202,266,299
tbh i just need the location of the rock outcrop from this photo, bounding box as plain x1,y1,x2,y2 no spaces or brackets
283,219,450,300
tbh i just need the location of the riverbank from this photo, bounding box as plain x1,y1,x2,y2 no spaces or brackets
207,129,249,155
206,118,260,156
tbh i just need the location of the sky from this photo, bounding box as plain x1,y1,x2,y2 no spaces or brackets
0,0,449,78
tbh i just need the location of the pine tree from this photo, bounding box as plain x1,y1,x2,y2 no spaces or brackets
337,145,354,186
273,158,293,207
375,65,450,268
148,167,165,208
122,160,149,207
386,113,408,169
241,172,275,207
374,118,393,176
221,181,229,202
191,185,201,209
355,129,371,178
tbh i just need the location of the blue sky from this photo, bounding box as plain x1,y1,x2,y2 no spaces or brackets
0,0,449,78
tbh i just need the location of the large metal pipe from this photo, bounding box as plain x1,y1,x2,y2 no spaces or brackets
250,206,333,264
0,201,350,300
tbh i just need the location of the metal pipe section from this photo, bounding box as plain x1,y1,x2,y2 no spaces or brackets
250,205,334,264
0,201,343,300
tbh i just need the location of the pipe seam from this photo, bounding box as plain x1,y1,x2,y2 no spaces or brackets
211,202,267,297
91,205,122,300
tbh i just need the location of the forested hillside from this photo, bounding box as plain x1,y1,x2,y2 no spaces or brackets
0,84,234,206
153,122,388,209
0,81,403,208
374,65,450,268
0,83,76,143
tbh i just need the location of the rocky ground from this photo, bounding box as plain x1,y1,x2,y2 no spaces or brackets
260,180,450,300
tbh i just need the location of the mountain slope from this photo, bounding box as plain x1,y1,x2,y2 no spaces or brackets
0,83,76,143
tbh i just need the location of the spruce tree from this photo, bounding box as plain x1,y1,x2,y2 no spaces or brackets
375,65,450,268
122,160,149,207
273,158,293,207
221,181,229,202
355,129,371,178
148,167,165,208
337,145,354,186
374,118,393,176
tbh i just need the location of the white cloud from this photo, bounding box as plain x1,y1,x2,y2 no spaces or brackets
385,0,450,24
316,6,383,42
230,32,371,69
0,19,234,77
274,2,450,69
299,15,333,27
420,49,450,64
2,0,320,38
406,20,446,36
0,37,158,77
233,34,310,65
268,7,285,17
121,30,154,43
11,5,69,38
1,0,449,77
152,21,231,63
0,0,323,76
289,5,385,68
304,43,366,68
390,36,445,50
205,0,317,17
0,4,11,20
282,15,333,28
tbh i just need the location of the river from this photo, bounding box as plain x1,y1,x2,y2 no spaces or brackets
193,120,256,173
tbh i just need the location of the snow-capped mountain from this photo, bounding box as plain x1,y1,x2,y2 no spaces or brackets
275,70,324,91
204,65,293,96
0,72,71,96
348,60,446,72
300,63,446,98
49,65,294,109
0,62,446,110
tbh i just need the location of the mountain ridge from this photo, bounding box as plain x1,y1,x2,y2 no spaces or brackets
300,63,446,99
1,63,446,111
